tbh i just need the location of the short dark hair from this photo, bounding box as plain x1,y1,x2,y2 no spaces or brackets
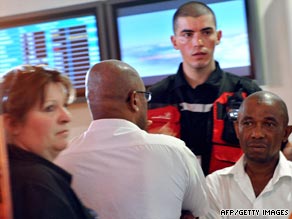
173,1,217,33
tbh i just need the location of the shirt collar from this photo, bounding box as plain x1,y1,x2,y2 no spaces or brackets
173,61,223,90
272,152,292,182
219,152,292,181
89,118,141,131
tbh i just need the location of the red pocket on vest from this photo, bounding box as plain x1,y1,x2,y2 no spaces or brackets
147,105,180,138
209,144,243,174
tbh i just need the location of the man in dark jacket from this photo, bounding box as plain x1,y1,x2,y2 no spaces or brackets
148,1,262,175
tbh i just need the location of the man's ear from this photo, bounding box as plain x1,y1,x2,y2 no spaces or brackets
283,125,292,142
171,35,179,50
128,92,139,112
215,30,222,45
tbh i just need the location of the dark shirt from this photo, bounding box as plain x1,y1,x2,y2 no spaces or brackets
149,62,261,173
8,144,95,219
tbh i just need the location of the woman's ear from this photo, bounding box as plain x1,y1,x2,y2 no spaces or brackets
3,114,20,136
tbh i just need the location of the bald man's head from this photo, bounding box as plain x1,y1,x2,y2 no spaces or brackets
87,60,142,100
86,60,148,130
235,91,290,164
238,91,289,126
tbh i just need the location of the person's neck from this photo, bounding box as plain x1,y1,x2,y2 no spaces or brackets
182,61,216,89
245,156,279,197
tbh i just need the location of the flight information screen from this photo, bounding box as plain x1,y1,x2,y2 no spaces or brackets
0,15,100,89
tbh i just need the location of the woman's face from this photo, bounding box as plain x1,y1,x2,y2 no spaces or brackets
12,82,72,161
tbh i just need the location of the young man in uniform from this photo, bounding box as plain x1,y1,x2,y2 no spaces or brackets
148,1,261,174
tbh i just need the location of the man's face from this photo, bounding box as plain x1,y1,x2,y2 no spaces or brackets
235,98,288,163
171,14,221,71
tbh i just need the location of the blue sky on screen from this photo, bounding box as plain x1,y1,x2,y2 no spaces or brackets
117,0,250,78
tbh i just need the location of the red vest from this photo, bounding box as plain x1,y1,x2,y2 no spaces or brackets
147,91,248,174
209,91,247,173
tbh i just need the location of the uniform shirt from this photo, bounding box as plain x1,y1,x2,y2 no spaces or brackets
205,152,292,219
149,62,261,173
55,119,209,219
8,144,95,219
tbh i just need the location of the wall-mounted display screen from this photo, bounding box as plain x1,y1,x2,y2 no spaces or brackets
108,0,252,86
0,3,108,97
0,15,100,90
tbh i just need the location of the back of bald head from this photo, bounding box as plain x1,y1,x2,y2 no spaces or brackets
239,91,289,125
86,59,144,119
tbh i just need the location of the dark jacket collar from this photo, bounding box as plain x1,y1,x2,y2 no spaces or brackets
173,61,223,90
8,144,72,183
